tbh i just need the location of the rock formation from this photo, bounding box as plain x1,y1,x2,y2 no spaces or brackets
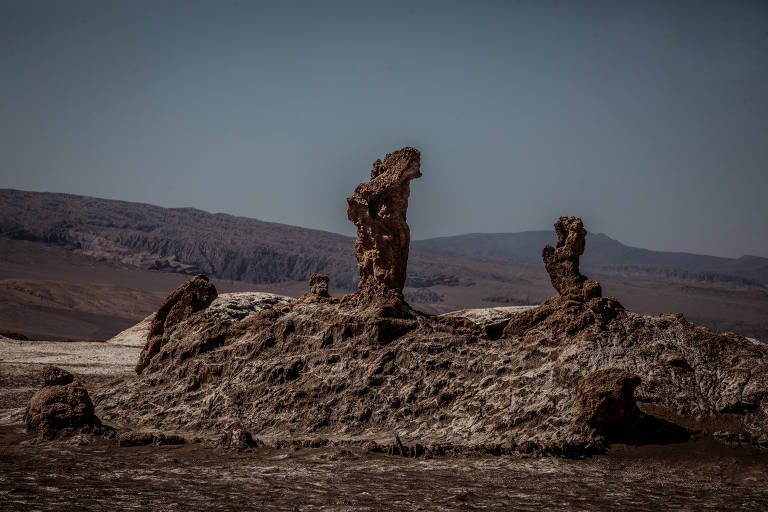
118,431,186,447
504,217,623,336
220,425,263,451
97,152,768,458
577,369,641,429
308,273,330,298
25,366,106,439
542,216,600,299
296,273,335,305
346,147,421,301
136,274,218,374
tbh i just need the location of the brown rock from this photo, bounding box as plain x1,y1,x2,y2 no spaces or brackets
25,366,98,439
542,216,596,297
503,217,623,337
118,431,155,447
308,273,330,297
220,425,262,451
346,147,421,301
94,158,768,457
136,274,218,374
577,369,641,428
118,431,186,446
42,365,74,386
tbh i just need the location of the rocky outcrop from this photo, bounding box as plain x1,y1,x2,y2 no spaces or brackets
118,431,186,447
25,366,107,439
296,273,334,305
504,217,623,337
220,425,264,451
543,216,596,297
308,273,330,298
346,147,421,301
577,369,641,429
96,152,768,457
136,274,218,374
42,365,75,386
108,293,294,347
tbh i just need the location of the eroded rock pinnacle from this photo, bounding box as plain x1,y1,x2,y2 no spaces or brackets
542,216,601,299
504,216,623,336
346,147,421,301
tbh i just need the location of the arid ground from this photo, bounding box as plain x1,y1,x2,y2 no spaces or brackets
2,335,768,511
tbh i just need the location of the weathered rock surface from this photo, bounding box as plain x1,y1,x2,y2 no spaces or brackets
25,366,106,439
42,365,75,386
95,152,768,457
504,217,624,337
107,313,155,347
577,369,641,429
543,216,594,297
118,430,186,447
200,291,293,322
220,425,263,451
441,306,535,338
96,288,768,456
347,147,421,301
136,274,218,374
309,273,330,297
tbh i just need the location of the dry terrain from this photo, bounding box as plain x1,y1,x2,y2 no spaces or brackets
2,332,768,511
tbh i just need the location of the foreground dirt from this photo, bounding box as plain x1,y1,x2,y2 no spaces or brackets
3,336,768,510
1,424,767,511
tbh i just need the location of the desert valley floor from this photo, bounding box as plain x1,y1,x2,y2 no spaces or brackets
2,332,768,511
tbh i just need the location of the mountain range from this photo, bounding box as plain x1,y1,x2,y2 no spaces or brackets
1,188,766,341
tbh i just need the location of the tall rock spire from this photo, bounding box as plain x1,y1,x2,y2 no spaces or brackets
346,147,421,300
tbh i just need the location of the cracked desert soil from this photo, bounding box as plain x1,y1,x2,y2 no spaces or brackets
2,337,768,511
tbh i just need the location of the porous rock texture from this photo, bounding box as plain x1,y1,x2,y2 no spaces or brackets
108,293,294,347
504,217,623,337
97,150,768,456
308,273,330,298
25,366,106,439
543,216,593,296
136,274,218,374
346,147,421,302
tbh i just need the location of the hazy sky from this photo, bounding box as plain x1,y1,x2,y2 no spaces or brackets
1,0,766,258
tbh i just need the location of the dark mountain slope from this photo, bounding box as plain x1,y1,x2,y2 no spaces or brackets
414,232,768,286
1,188,766,341
0,188,359,289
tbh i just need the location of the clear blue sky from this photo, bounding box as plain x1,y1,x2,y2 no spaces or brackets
1,0,766,257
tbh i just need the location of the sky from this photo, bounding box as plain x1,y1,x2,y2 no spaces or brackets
1,0,766,258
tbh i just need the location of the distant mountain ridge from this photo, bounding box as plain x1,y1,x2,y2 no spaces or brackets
0,188,360,289
414,232,768,287
1,188,767,341
2,188,766,289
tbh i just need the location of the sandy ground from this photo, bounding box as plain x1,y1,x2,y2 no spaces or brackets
0,338,139,425
2,337,768,511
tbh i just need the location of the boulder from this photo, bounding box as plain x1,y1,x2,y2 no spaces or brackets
25,366,101,439
118,431,186,447
220,425,263,451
